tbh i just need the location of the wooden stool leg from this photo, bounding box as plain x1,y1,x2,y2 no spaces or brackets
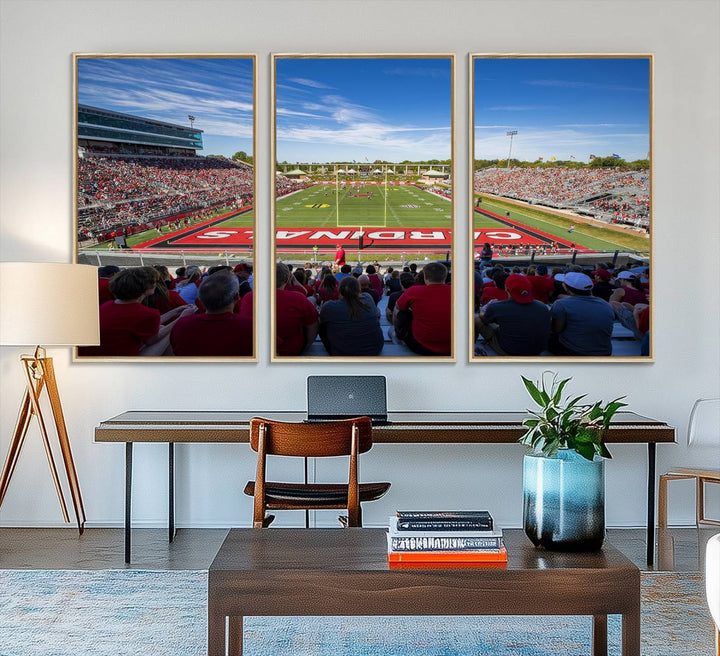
658,474,669,528
697,477,705,526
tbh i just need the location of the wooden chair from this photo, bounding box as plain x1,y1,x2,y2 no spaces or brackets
658,398,720,528
243,416,390,528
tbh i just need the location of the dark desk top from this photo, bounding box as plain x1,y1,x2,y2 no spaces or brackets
95,410,675,444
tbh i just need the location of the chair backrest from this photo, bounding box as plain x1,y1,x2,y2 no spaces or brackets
249,417,373,457
688,398,720,447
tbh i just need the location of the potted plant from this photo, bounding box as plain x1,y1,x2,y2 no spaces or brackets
519,372,626,551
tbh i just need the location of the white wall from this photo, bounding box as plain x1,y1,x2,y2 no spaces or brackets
1,0,718,530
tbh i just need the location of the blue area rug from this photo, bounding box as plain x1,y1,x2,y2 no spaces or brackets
0,569,714,655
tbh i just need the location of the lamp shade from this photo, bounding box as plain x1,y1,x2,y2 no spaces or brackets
0,262,100,346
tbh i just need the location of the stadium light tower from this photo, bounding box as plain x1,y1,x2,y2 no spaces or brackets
188,115,196,129
506,130,518,168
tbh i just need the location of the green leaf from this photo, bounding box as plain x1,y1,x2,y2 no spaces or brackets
521,376,548,407
552,376,571,404
575,442,595,461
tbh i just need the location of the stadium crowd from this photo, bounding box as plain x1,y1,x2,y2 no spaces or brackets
474,166,649,229
260,260,452,358
77,153,253,240
78,262,254,358
275,174,308,198
474,259,650,357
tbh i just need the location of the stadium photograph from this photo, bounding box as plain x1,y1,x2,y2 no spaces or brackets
272,54,454,360
73,55,257,359
471,55,652,360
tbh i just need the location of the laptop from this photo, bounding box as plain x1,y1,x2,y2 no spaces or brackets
306,375,388,425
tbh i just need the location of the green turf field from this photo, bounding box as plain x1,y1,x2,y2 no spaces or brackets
475,194,650,254
276,184,451,228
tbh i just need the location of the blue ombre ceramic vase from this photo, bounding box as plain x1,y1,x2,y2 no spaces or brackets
523,449,606,551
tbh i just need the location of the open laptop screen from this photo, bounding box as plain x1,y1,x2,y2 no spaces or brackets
306,375,388,424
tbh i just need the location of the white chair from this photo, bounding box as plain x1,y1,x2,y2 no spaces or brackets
706,533,720,656
659,398,720,527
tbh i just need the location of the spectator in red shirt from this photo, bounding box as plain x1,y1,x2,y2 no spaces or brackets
78,267,195,357
334,244,346,266
394,261,451,356
245,263,318,356
480,272,510,306
527,264,555,304
96,265,121,306
171,271,252,356
610,271,648,306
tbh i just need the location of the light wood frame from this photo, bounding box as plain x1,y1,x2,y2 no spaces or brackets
72,53,258,362
271,53,456,362
469,53,654,363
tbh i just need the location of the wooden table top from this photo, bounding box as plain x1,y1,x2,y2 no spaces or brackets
209,527,636,574
95,410,675,444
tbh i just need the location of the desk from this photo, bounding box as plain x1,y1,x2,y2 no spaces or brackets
207,528,641,656
94,411,675,564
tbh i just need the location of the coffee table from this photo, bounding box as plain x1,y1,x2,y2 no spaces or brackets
208,528,640,656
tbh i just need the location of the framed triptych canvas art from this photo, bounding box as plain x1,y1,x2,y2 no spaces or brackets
70,51,651,364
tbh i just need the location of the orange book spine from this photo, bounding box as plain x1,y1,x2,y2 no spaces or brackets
388,545,507,563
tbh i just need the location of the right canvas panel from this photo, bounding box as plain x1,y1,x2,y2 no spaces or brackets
470,55,653,361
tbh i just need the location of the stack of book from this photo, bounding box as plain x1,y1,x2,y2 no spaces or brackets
387,510,507,567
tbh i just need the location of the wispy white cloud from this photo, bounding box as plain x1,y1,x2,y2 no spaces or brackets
289,77,334,89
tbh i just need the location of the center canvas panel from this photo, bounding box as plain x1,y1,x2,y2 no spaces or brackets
271,54,455,361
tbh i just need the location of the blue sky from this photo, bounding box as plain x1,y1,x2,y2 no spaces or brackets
77,57,254,157
474,57,650,163
275,57,452,162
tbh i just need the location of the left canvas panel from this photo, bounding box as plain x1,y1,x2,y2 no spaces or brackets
73,54,257,361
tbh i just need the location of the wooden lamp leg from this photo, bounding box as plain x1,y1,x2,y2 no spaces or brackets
0,352,85,534
42,357,86,532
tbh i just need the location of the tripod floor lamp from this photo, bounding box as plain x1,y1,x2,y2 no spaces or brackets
0,262,99,533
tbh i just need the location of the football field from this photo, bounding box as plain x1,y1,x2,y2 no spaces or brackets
474,194,650,255
276,183,451,228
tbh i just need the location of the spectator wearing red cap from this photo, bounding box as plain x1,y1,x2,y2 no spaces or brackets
476,274,550,356
549,272,615,356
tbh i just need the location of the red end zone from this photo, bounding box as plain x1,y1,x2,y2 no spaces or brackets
135,226,569,251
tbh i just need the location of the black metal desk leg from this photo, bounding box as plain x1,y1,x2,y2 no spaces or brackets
169,443,175,542
647,442,656,566
125,442,133,564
